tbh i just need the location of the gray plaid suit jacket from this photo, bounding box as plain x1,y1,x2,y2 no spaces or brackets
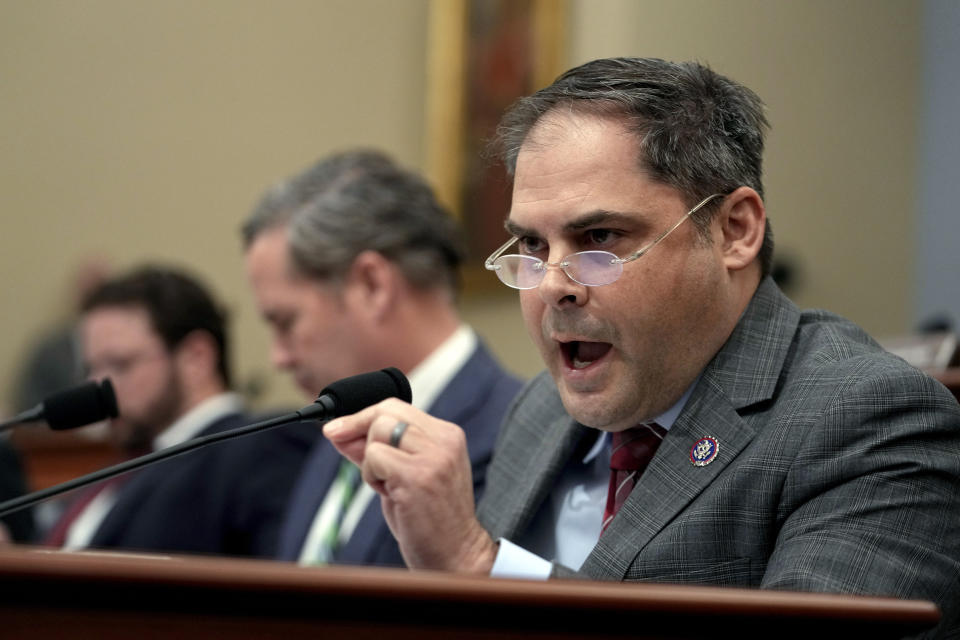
477,277,960,638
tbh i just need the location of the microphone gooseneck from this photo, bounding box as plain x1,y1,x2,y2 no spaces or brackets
0,368,411,518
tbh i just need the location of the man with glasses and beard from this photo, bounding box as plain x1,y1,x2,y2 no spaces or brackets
47,265,316,556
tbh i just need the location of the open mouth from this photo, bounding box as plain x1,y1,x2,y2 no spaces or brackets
561,340,612,370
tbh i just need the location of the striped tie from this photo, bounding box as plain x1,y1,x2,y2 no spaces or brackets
306,459,361,565
601,423,666,533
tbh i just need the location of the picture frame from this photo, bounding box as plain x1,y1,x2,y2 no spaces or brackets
425,0,566,292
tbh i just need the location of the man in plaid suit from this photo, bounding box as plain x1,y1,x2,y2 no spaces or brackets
324,58,960,637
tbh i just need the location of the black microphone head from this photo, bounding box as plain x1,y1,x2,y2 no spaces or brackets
43,379,120,431
316,367,412,416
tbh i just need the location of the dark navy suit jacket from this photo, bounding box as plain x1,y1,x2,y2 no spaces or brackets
275,341,522,566
90,411,318,557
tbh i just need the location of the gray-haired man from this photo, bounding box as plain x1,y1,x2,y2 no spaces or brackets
243,149,521,566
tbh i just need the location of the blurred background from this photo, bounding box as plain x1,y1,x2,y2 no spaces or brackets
2,0,958,412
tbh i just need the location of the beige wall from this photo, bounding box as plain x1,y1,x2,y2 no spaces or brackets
567,0,920,334
0,0,922,414
0,0,432,412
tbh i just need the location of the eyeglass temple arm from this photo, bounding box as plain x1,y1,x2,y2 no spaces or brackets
616,193,724,264
485,193,725,269
485,236,520,270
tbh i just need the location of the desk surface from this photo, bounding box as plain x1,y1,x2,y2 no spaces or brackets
0,547,940,639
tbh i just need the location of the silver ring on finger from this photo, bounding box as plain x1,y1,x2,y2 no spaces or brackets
389,421,409,448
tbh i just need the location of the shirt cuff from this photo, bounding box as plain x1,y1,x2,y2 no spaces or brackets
489,538,553,580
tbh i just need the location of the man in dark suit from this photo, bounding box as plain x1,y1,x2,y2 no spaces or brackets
322,59,960,636
51,266,316,556
0,440,34,543
243,150,522,566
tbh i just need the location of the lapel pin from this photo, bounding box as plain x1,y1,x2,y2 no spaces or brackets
690,436,719,467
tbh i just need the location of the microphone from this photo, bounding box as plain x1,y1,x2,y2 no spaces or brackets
298,365,411,421
0,379,119,434
0,367,410,518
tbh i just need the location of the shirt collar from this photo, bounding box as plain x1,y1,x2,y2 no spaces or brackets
406,325,477,411
153,392,244,450
582,376,700,464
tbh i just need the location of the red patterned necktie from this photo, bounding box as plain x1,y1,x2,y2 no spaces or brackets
44,475,127,547
601,423,667,533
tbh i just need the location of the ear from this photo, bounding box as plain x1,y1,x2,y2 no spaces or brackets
342,250,399,322
173,330,218,383
718,186,765,272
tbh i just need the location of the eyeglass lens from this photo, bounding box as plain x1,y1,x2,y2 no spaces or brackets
496,251,622,288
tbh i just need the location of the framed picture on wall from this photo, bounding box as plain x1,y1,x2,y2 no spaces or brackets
425,0,565,291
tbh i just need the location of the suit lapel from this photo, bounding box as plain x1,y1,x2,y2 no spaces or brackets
427,343,497,459
335,490,391,563
580,278,800,578
580,385,754,578
90,470,159,546
483,412,589,540
285,440,343,554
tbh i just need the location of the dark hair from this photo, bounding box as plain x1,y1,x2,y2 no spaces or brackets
493,57,774,277
81,266,231,387
242,149,465,293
